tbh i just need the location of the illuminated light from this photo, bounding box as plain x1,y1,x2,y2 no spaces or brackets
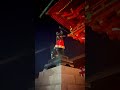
112,28,120,31
81,37,85,39
85,5,89,10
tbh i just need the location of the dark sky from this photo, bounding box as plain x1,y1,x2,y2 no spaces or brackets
0,0,34,89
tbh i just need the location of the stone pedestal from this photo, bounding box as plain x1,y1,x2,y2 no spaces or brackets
35,65,85,90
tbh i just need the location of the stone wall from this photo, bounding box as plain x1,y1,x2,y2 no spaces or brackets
35,65,85,90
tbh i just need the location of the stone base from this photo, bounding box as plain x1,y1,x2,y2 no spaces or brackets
44,56,74,69
35,65,85,90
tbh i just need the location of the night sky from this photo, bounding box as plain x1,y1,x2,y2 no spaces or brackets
0,0,34,89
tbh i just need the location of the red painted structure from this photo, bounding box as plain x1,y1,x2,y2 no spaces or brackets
47,0,85,43
86,0,120,40
47,0,120,41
